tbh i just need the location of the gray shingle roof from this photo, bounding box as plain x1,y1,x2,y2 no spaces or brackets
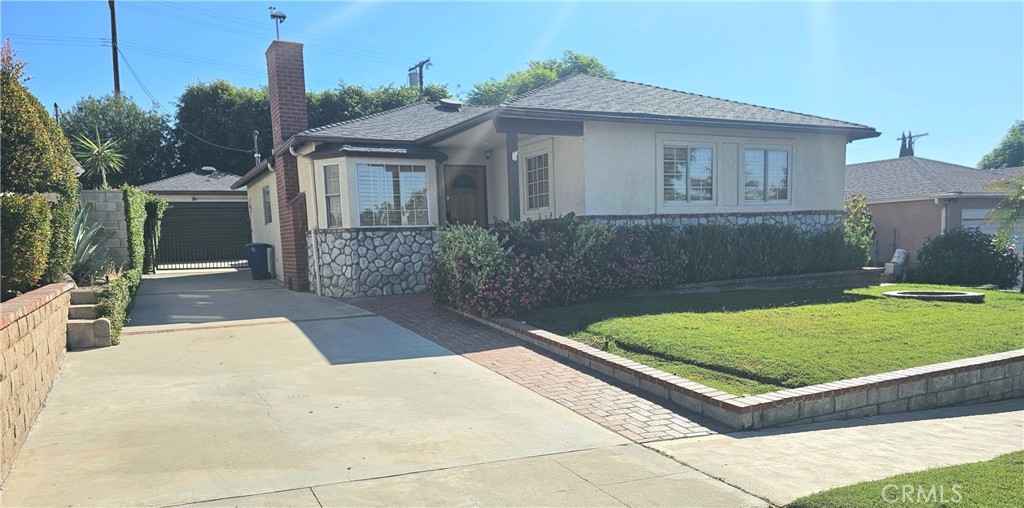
845,156,1021,201
299,102,495,141
139,168,243,192
504,74,874,132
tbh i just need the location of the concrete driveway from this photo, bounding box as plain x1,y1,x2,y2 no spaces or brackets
1,270,763,507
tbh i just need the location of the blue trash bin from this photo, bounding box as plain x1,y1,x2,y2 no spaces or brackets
246,243,273,280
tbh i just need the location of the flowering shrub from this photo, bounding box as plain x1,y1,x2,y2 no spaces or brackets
914,227,1022,289
431,215,869,317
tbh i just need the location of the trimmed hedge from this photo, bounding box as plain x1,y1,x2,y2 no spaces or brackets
430,215,867,317
1,45,80,287
0,193,52,295
142,197,168,274
913,227,1022,289
96,268,141,344
122,186,167,273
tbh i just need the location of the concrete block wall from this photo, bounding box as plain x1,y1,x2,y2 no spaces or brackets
79,190,129,268
1,282,75,482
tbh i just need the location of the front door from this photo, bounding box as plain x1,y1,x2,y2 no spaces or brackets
445,165,487,226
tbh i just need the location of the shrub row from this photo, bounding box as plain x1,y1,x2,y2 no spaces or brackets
1,47,80,295
913,227,1022,289
96,268,141,344
430,215,867,317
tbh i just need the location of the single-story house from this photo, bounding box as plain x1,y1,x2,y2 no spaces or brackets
139,167,253,270
234,40,880,297
846,156,1023,266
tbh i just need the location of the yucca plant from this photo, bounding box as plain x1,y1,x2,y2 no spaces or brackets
72,127,124,189
72,201,113,284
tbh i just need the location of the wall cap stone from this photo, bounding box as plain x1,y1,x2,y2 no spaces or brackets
1,282,75,330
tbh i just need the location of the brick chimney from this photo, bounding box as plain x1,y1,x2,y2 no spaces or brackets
266,40,310,291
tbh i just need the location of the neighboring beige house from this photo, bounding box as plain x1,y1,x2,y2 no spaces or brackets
846,156,1023,267
234,40,880,297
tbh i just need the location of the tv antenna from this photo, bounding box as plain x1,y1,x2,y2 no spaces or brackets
269,6,286,40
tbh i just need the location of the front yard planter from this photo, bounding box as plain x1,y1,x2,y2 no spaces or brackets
883,290,985,303
458,310,1024,431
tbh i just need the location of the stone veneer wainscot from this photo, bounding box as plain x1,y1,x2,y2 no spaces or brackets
585,210,844,233
307,228,436,298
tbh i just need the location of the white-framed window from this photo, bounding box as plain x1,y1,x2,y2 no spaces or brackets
323,163,343,227
525,152,551,211
662,144,714,203
261,185,273,224
356,163,429,226
744,148,790,202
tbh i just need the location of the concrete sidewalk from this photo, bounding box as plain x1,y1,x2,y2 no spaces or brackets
0,270,763,507
652,399,1024,506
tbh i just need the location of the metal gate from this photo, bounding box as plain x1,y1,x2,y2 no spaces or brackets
157,202,251,270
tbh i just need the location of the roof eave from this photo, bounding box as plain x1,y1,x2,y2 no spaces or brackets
231,159,271,189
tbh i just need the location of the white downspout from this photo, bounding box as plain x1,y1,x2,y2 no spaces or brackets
296,147,323,296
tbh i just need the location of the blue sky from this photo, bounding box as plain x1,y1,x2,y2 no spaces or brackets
2,1,1021,167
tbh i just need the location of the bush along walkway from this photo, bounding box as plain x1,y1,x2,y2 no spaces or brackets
351,294,724,443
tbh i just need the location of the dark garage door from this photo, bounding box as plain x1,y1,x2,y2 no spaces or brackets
157,202,252,270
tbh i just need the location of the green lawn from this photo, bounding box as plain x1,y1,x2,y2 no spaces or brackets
787,451,1024,508
522,285,1024,395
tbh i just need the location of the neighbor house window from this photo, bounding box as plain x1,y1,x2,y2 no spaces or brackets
745,148,789,202
356,163,429,226
261,185,273,224
323,164,342,227
525,153,550,210
663,145,714,202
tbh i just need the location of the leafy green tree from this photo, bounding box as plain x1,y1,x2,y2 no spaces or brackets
174,80,451,176
466,50,614,106
986,173,1024,245
72,129,125,189
1,40,80,285
978,121,1024,170
844,194,876,265
60,94,174,187
172,80,271,177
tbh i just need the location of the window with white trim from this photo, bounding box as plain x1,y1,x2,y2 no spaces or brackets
323,163,342,227
261,185,273,224
525,152,550,210
744,148,789,202
662,144,714,203
356,163,429,226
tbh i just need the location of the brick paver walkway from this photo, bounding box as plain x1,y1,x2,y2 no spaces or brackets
351,294,721,443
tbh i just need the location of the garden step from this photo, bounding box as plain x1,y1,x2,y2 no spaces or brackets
68,304,99,320
67,318,112,349
70,289,100,305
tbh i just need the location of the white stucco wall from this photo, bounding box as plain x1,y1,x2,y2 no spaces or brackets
580,121,848,216
246,171,284,280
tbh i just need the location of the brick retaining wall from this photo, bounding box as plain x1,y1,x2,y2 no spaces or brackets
1,282,74,482
79,190,129,268
476,316,1023,430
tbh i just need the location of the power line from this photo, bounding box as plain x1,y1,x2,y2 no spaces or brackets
116,47,254,155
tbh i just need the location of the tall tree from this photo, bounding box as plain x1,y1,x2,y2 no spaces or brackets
61,94,174,187
978,121,1024,170
174,80,450,176
466,50,614,106
172,80,271,177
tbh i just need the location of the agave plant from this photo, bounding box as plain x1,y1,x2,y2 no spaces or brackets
72,201,114,285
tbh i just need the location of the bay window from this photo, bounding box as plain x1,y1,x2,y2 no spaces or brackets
356,163,429,226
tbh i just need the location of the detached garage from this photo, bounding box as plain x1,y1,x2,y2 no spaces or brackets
139,167,251,269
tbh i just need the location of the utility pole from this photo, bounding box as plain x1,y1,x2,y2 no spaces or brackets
408,58,431,91
109,0,120,95
897,131,929,157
